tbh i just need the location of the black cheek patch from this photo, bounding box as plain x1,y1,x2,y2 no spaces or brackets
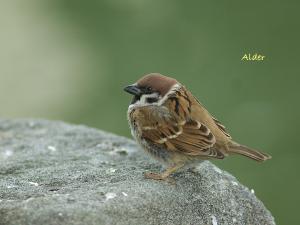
146,97,158,103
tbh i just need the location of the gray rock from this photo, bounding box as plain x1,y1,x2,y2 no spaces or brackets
0,119,275,225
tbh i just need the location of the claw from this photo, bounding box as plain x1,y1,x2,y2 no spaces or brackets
144,172,176,184
144,172,164,180
143,163,184,184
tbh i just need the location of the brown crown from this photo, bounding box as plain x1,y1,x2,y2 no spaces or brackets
137,73,178,96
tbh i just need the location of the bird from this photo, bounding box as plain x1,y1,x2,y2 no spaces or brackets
124,73,271,181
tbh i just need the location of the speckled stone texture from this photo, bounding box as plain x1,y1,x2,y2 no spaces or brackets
0,119,275,225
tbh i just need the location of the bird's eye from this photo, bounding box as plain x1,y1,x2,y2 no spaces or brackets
146,97,158,103
146,87,152,92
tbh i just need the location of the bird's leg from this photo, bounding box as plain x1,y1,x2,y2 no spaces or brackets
144,163,184,182
187,160,205,174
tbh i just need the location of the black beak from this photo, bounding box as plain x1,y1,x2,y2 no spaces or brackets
124,84,142,96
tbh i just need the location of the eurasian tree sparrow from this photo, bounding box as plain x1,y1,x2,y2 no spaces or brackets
124,73,271,181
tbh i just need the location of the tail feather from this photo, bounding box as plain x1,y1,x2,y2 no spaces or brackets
228,143,271,162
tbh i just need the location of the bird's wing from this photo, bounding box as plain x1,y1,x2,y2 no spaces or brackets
134,88,224,158
187,90,232,140
211,116,231,139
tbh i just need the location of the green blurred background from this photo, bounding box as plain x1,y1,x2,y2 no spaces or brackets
1,1,299,224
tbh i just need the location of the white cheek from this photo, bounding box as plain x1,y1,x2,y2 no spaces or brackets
139,95,147,104
130,93,160,108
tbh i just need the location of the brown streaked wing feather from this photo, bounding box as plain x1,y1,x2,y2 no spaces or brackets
183,88,232,141
212,116,232,138
166,87,191,119
170,120,224,158
141,118,223,158
136,89,224,158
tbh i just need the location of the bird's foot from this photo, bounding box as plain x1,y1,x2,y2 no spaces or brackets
144,172,175,184
188,166,199,174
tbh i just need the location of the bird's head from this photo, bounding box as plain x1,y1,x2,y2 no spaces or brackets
124,73,179,106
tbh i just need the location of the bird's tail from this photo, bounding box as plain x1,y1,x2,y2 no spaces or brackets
228,142,271,162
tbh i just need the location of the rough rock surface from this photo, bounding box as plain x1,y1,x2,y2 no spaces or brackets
0,119,275,225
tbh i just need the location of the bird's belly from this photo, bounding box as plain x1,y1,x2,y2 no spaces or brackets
139,138,172,164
